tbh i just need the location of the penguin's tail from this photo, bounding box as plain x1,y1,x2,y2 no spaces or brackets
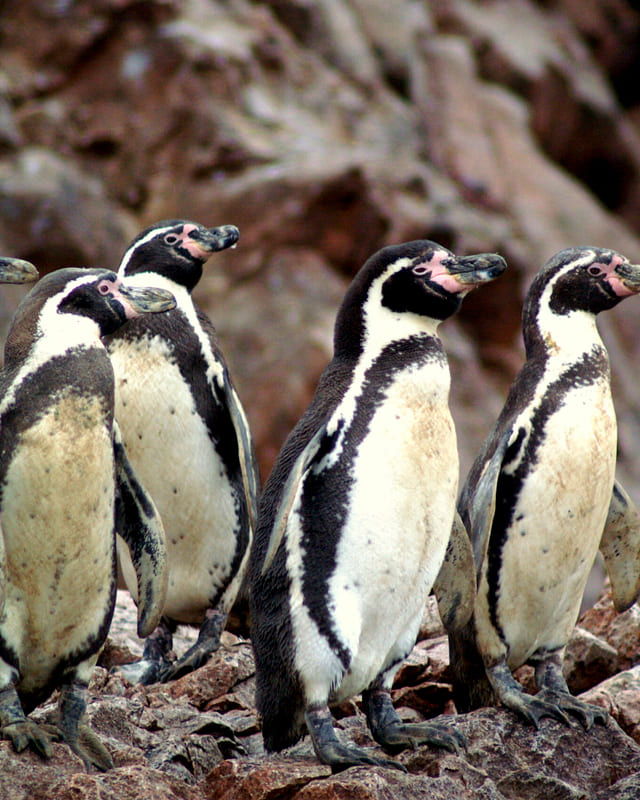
448,621,498,712
256,663,307,752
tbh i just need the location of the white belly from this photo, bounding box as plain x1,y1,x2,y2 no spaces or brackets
291,366,458,704
111,338,239,622
483,382,617,669
0,395,115,693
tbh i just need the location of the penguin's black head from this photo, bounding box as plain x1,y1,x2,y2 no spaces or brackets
522,247,640,357
335,240,506,356
526,247,640,325
6,269,175,362
542,247,640,316
118,220,240,292
56,269,176,336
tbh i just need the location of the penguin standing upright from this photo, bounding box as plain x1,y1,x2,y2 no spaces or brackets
105,220,259,684
249,240,506,770
450,247,640,727
0,257,39,284
0,268,173,769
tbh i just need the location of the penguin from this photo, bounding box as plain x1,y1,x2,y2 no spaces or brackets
249,240,507,770
449,246,640,729
105,220,259,684
0,257,38,284
0,268,173,769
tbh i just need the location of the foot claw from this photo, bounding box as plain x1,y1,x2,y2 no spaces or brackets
377,720,466,754
536,689,608,730
113,658,167,686
3,720,53,759
305,705,406,772
158,641,218,682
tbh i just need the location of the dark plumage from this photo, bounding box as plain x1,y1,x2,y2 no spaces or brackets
250,240,506,770
0,269,173,769
106,220,259,684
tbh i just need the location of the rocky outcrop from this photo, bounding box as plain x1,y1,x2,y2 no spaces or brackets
3,0,640,797
3,589,640,799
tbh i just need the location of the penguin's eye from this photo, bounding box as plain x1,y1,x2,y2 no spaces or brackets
588,265,604,277
97,282,111,295
164,233,180,245
412,264,431,276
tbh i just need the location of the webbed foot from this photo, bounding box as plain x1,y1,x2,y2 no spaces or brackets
158,606,226,682
487,661,571,728
0,686,53,759
58,681,114,771
531,651,608,730
363,687,465,753
3,720,52,759
113,618,174,685
535,688,608,730
305,706,406,773
115,657,168,686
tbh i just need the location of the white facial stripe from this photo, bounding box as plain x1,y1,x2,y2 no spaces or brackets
0,274,106,416
535,255,601,358
116,272,226,387
118,225,176,275
319,259,443,472
512,253,611,466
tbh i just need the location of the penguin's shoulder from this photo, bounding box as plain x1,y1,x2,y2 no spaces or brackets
459,357,544,568
252,357,355,564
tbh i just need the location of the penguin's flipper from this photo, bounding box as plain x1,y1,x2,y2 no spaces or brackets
261,423,329,575
220,378,260,531
432,512,476,631
113,421,168,637
460,425,514,578
0,524,7,619
599,480,640,612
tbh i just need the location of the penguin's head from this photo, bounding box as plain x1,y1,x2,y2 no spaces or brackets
5,269,176,365
524,247,640,347
335,240,506,356
0,257,39,284
55,269,177,335
117,220,240,292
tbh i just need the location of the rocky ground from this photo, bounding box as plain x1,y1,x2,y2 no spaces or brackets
3,588,640,799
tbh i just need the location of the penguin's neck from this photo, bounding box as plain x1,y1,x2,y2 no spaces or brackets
525,304,603,367
25,311,101,366
117,271,191,310
113,270,227,387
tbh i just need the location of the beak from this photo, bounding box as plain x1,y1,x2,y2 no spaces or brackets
614,261,640,293
192,225,240,253
118,284,177,314
0,257,39,284
447,253,507,285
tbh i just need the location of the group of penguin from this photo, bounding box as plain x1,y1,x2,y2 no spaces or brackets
0,225,638,775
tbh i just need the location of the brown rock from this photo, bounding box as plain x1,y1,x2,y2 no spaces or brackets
162,638,255,711
201,757,331,800
581,666,640,743
563,626,620,694
45,765,202,800
578,588,640,671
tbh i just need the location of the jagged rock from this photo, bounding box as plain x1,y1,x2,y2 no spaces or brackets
582,666,640,744
162,637,256,711
579,588,640,672
563,626,620,694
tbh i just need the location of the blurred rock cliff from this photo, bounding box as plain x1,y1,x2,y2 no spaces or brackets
3,0,640,493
